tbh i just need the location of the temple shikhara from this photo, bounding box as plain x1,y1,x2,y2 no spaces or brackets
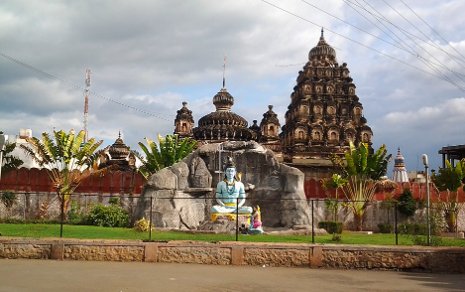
175,29,373,179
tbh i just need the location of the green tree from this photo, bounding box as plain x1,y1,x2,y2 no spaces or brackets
322,174,347,222
332,142,391,231
0,131,23,174
136,134,197,179
20,129,104,217
431,160,465,232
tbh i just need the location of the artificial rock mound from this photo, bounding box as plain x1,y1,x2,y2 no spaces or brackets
135,141,311,230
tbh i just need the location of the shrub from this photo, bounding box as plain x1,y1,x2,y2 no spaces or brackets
88,204,129,227
397,189,416,217
398,223,428,235
412,235,443,246
1,191,17,210
318,221,343,234
108,197,120,206
67,200,89,225
377,223,392,233
133,217,153,232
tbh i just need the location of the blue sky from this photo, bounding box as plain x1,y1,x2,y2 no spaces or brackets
1,0,465,173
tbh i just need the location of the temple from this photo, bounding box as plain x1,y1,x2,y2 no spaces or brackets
174,29,373,179
280,29,372,178
98,132,136,171
392,148,409,183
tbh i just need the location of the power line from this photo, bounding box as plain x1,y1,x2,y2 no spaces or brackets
344,0,465,90
260,0,465,93
0,51,172,122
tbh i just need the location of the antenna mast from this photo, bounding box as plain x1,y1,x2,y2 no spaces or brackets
83,68,91,142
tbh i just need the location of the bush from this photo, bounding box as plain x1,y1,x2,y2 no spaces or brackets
134,217,153,232
377,223,393,233
412,235,443,246
318,221,343,234
1,191,16,210
398,223,428,235
88,204,129,227
67,200,88,225
397,189,416,217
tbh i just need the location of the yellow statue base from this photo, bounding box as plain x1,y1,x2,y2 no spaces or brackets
211,213,251,225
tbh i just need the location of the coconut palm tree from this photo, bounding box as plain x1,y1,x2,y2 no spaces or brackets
136,134,197,179
333,142,391,231
20,129,104,217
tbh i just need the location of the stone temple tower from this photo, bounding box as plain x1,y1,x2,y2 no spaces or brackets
280,29,373,178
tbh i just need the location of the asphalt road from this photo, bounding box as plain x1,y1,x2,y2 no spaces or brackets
0,259,464,292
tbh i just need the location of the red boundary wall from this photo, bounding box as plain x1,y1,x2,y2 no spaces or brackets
0,168,146,195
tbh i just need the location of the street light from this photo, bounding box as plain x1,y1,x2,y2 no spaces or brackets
422,154,431,246
0,132,7,181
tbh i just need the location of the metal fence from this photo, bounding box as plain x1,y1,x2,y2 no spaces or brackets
0,192,464,245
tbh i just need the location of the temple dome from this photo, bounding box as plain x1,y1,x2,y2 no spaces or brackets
175,101,194,123
108,134,130,160
309,29,337,62
193,88,256,141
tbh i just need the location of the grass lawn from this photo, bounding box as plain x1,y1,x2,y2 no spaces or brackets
1,223,464,247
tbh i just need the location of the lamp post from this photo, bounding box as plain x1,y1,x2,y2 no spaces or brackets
422,154,431,246
0,132,7,181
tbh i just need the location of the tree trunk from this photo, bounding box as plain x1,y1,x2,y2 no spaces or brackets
354,213,363,231
445,211,457,233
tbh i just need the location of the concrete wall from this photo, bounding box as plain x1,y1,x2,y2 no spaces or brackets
1,238,464,273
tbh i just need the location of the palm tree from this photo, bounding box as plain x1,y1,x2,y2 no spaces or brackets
20,129,104,217
432,159,465,232
136,134,197,179
332,142,391,231
0,131,23,175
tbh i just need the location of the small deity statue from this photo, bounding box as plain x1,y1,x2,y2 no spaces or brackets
249,205,264,234
211,157,252,215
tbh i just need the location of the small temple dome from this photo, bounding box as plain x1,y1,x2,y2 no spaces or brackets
108,133,130,160
309,28,337,61
393,148,409,183
175,101,194,123
260,105,280,126
213,89,234,111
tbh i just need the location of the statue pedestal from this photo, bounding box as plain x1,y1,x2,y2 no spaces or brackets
211,213,251,225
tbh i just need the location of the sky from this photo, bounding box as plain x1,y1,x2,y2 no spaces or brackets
1,0,465,174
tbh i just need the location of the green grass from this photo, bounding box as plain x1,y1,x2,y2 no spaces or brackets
1,223,465,247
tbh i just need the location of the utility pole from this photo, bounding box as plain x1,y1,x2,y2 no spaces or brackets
83,69,91,142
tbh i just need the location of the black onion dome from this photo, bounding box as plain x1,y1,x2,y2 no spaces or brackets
309,29,337,61
213,89,234,111
193,88,256,141
175,101,194,123
108,134,130,160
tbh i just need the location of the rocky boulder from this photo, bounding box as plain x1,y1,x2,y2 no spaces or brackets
134,141,311,229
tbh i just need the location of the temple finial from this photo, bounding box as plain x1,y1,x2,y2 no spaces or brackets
118,130,121,139
321,27,324,38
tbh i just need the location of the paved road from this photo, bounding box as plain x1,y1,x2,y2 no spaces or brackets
1,259,464,292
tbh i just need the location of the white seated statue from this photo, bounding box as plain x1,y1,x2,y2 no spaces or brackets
211,159,252,216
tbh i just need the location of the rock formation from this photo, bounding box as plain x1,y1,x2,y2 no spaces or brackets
134,141,311,230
